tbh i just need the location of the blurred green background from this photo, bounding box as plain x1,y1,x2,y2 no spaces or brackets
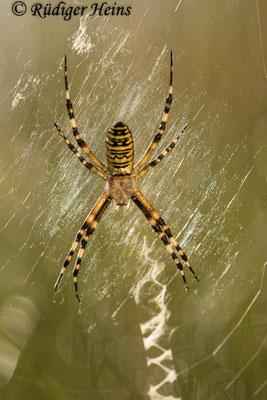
0,0,267,399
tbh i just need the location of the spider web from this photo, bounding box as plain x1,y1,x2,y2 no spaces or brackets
0,0,267,398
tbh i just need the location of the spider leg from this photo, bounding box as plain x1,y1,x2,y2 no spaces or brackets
54,191,111,293
155,221,199,282
72,193,111,302
54,123,108,180
64,55,109,174
135,124,187,181
132,189,196,291
133,51,173,174
133,189,198,281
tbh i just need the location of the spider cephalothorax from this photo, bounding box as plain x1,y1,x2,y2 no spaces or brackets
106,175,136,210
54,53,199,302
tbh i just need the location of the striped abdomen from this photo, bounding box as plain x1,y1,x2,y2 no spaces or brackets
106,121,134,176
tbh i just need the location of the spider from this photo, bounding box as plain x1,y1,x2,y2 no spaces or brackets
54,52,199,302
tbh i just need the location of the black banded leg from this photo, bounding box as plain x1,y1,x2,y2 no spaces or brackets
150,218,189,290
133,51,173,174
64,56,109,174
133,189,198,282
54,123,108,180
72,228,92,302
134,125,187,181
72,195,111,302
156,220,199,282
131,192,189,291
54,225,86,292
73,234,89,302
54,191,111,293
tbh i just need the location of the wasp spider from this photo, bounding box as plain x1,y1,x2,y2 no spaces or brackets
54,52,199,302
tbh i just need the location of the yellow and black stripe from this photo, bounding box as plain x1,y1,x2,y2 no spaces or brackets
64,56,109,174
131,189,199,289
133,51,173,174
54,123,108,180
54,191,111,299
72,193,111,302
106,121,134,176
135,125,187,181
